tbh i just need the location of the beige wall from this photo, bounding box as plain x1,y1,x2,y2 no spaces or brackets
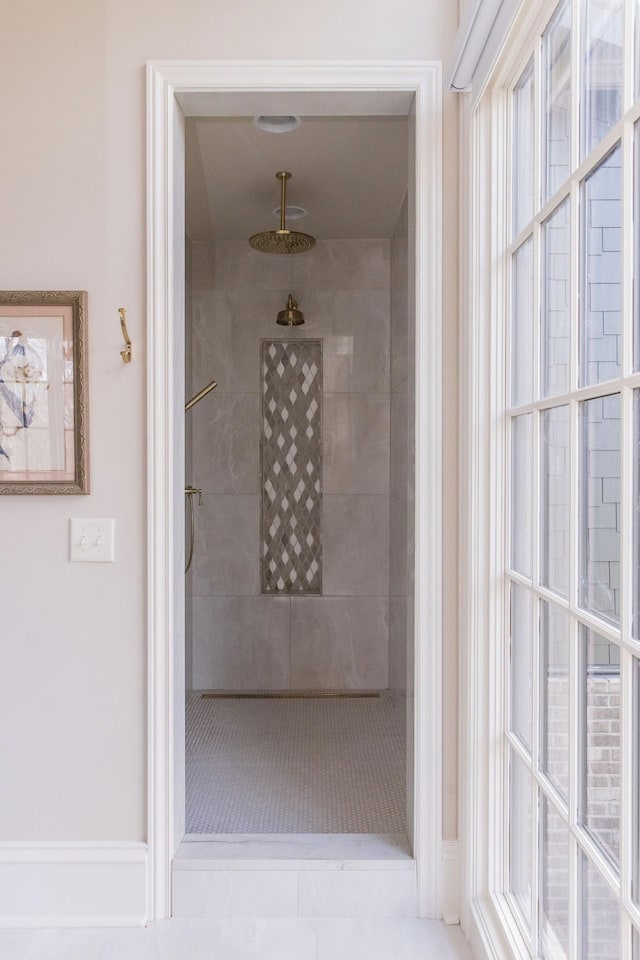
0,0,458,843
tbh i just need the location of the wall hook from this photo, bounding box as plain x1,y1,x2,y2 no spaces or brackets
118,307,132,363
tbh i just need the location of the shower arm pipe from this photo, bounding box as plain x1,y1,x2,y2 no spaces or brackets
185,379,218,411
278,171,288,233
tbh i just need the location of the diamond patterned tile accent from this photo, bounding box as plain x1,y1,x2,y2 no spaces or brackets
262,340,322,594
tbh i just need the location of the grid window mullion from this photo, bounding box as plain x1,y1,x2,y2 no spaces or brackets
632,655,640,913
534,33,543,221
571,0,581,175
570,171,580,392
621,647,634,916
569,397,580,622
569,832,579,960
568,607,580,833
620,383,634,918
624,0,635,113
505,5,640,958
532,40,542,955
623,121,634,380
621,386,634,645
636,123,640,374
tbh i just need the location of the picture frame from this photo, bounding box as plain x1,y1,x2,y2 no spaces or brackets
0,290,89,494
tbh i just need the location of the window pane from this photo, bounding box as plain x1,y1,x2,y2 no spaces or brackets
634,925,640,960
543,0,572,202
580,627,621,867
580,851,620,959
541,405,570,595
512,414,533,577
512,239,534,406
511,583,533,750
582,0,624,159
510,750,532,927
636,123,640,372
635,392,640,639
543,200,571,398
633,658,640,906
580,395,621,624
581,145,622,388
540,794,570,960
637,0,640,101
513,60,535,237
541,601,570,798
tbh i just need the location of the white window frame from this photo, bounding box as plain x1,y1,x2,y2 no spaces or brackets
459,1,640,958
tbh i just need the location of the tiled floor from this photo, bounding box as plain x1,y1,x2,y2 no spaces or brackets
0,918,474,959
186,692,406,833
0,696,475,957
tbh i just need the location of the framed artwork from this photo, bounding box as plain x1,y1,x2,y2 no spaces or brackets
0,290,89,494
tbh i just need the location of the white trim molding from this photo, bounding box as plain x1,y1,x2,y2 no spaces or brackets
441,840,460,924
457,77,520,960
0,842,147,928
147,59,444,922
447,0,523,100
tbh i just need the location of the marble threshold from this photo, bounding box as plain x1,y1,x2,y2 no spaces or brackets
176,833,412,870
172,833,418,919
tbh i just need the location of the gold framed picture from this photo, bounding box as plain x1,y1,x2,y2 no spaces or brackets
0,290,89,494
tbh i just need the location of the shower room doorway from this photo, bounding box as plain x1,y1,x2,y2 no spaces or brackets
146,61,444,920
183,110,412,844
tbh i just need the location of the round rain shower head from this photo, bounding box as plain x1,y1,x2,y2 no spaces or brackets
277,294,304,327
249,172,316,255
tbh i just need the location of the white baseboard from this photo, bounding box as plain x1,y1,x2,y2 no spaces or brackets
441,840,459,924
0,842,147,927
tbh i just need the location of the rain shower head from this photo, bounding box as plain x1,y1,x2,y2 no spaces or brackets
249,171,316,255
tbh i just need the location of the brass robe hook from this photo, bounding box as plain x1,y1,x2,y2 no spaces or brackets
119,307,132,363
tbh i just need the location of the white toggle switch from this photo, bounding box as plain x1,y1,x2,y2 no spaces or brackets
69,518,115,562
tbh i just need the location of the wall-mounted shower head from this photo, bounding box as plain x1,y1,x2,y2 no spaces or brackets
277,294,304,326
249,172,315,255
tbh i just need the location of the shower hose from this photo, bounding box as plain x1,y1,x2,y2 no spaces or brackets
184,486,203,573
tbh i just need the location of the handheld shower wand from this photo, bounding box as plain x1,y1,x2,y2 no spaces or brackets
185,378,218,411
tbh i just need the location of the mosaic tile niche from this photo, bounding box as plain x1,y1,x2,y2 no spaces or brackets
261,339,322,594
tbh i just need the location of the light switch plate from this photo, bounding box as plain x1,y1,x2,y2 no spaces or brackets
69,518,115,562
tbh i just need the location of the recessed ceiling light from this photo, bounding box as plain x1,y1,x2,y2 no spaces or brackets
272,205,308,221
253,115,301,133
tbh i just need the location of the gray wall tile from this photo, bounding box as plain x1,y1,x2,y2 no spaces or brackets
323,393,390,495
191,392,260,495
323,495,389,596
291,239,390,291
389,203,410,696
190,495,260,597
389,597,408,692
389,494,408,598
192,597,291,690
313,291,390,393
192,240,291,292
191,289,286,393
291,597,389,689
189,238,395,690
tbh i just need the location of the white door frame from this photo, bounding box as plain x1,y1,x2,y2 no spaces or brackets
146,59,444,922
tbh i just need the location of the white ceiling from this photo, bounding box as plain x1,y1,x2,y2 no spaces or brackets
185,115,409,242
